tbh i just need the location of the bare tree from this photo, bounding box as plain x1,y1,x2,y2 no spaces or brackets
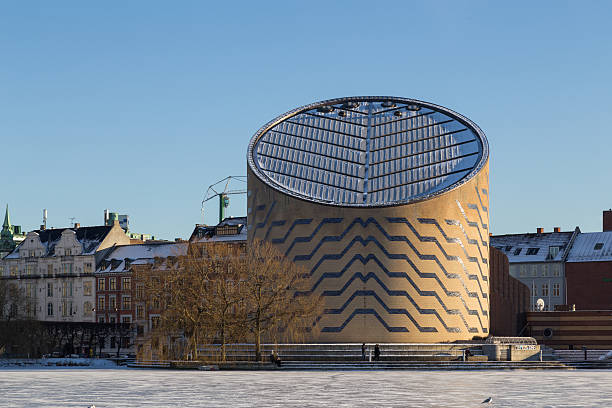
238,239,322,361
135,240,321,363
137,243,246,361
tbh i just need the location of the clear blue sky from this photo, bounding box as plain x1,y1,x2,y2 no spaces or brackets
2,1,611,239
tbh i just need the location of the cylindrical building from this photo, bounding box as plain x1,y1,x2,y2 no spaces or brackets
247,97,489,342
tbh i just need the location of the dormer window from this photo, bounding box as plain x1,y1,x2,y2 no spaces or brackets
65,249,71,256
594,243,604,250
526,248,540,255
514,248,522,256
548,246,560,258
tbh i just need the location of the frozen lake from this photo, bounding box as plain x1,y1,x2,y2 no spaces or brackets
1,368,611,407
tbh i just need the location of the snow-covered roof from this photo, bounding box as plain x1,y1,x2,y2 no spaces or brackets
96,242,188,273
4,226,112,259
490,231,574,263
567,231,612,262
248,96,488,207
190,217,247,243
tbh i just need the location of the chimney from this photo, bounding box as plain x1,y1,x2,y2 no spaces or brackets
40,224,45,230
74,223,80,229
553,227,561,233
604,210,612,232
537,227,544,234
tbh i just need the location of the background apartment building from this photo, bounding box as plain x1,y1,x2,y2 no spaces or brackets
491,227,580,311
0,222,130,322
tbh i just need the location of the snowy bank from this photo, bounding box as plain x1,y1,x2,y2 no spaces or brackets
0,357,123,369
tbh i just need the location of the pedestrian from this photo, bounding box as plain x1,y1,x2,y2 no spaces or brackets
374,344,381,361
361,343,367,361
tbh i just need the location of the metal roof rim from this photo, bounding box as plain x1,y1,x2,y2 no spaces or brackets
247,96,489,208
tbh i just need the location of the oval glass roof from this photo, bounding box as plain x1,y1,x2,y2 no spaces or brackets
247,97,488,207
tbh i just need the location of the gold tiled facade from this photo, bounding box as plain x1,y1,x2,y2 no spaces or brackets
248,162,489,342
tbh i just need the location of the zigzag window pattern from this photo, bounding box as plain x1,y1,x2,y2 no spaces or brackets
253,212,489,335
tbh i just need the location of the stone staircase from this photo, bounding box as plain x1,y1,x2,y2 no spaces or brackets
279,361,571,370
552,349,612,362
197,343,483,363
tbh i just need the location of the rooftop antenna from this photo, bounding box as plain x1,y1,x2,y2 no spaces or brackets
202,176,247,224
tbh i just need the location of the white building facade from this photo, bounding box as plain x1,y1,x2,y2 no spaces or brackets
1,223,130,322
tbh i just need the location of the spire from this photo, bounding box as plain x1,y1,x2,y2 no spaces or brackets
3,204,10,229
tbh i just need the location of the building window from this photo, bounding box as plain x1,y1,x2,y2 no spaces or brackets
531,265,537,277
122,296,132,310
98,316,105,323
552,283,560,297
62,300,68,317
25,302,34,318
98,296,105,311
62,281,73,297
553,264,561,277
83,281,92,296
542,283,549,297
519,265,527,277
109,277,117,291
47,283,53,297
122,277,131,290
84,263,93,273
109,316,116,324
47,302,53,316
526,248,540,255
47,264,53,276
136,284,144,300
84,301,93,317
109,296,117,311
137,325,144,336
98,278,105,291
136,305,144,320
25,264,34,276
62,263,73,274
151,316,160,329
541,264,549,277
594,243,604,250
9,265,18,277
548,246,560,258
25,283,35,298
514,248,522,256
121,316,131,324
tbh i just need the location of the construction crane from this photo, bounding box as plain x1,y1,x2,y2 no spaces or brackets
201,176,247,224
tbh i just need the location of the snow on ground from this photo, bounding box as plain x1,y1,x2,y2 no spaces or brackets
1,369,612,407
0,358,120,369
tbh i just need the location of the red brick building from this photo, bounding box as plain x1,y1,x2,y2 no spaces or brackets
566,229,612,310
95,242,188,354
489,247,530,336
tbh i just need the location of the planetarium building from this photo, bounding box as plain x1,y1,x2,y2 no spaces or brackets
247,96,489,343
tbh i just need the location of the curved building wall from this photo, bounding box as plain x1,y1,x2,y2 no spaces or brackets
248,161,489,342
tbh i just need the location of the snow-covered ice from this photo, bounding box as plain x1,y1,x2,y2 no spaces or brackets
1,369,612,407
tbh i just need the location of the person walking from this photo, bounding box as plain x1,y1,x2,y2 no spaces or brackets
361,343,367,360
374,344,381,361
